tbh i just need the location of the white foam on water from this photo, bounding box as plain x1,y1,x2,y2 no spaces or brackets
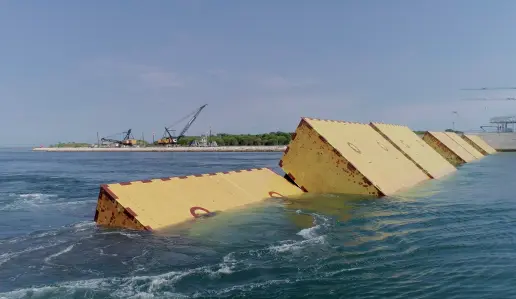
192,278,292,298
18,193,56,200
72,221,96,232
267,211,331,254
0,193,92,212
0,240,65,267
0,210,331,298
44,244,75,264
0,251,241,299
0,193,58,211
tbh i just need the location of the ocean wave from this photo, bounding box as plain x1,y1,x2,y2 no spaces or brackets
0,193,93,211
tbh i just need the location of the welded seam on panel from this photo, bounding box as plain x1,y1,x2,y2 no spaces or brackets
369,123,433,179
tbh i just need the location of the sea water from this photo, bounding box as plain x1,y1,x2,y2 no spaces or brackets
0,149,515,298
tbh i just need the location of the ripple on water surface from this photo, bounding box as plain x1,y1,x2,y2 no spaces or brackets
1,150,516,298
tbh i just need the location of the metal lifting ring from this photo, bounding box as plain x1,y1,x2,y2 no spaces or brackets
377,140,389,151
190,206,212,218
268,191,285,198
268,191,293,205
400,139,411,148
348,142,361,154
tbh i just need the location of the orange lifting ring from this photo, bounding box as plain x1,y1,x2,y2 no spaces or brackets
190,206,212,218
268,191,285,198
268,191,293,205
348,142,361,154
400,139,411,148
377,140,389,151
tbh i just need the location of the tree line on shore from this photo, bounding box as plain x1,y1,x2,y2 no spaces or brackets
170,132,293,146
49,129,460,148
49,132,294,147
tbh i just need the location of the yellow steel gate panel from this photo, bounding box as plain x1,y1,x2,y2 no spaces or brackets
94,168,304,231
462,134,497,155
279,118,429,197
422,132,474,166
444,132,484,159
370,122,456,179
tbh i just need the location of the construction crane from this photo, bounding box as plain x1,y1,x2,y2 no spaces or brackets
460,87,516,91
460,87,516,101
461,97,516,101
157,104,207,146
101,129,137,147
460,87,516,132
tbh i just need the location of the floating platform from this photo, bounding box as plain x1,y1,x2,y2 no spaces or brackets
94,168,304,231
422,132,475,166
370,122,456,179
444,132,484,159
278,118,429,197
462,134,497,155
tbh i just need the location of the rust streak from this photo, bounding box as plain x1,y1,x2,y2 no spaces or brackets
101,185,118,200
288,172,296,181
124,207,138,218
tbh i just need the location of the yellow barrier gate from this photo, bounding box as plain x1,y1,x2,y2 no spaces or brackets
370,122,456,179
422,132,474,166
444,132,484,159
94,168,304,231
279,118,429,197
462,134,497,155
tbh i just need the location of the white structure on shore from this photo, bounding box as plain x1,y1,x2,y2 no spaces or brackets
190,132,218,147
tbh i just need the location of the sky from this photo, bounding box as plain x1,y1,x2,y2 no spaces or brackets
3,1,516,146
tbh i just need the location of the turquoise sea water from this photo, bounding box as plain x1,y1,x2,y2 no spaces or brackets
0,149,515,298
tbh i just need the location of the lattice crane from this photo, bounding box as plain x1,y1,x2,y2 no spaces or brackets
158,104,208,146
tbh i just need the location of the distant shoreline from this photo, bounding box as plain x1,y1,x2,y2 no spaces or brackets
32,146,287,152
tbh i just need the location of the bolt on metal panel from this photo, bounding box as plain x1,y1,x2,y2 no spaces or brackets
444,132,484,159
279,118,429,197
94,168,304,231
370,122,456,179
422,132,471,166
462,134,497,155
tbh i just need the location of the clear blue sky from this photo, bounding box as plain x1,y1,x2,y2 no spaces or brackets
2,0,516,146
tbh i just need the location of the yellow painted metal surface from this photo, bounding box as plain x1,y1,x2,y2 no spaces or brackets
422,132,472,166
279,118,429,197
444,132,484,159
462,134,497,155
370,122,456,179
94,168,304,231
